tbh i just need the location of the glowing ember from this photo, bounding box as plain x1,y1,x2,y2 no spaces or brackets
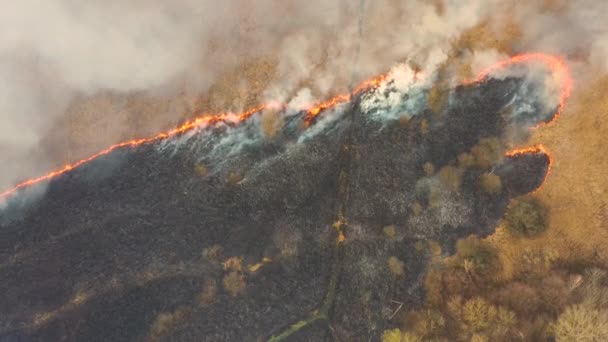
0,53,572,200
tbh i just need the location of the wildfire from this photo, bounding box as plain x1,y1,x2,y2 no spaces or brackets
303,73,389,124
0,53,572,200
468,52,573,127
504,144,553,191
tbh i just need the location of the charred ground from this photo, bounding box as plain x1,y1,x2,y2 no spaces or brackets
0,77,550,341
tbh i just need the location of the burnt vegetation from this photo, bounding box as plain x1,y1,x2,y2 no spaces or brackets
0,75,565,341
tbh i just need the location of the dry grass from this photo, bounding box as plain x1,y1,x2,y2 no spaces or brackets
486,76,608,281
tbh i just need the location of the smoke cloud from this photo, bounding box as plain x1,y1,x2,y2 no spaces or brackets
1,0,607,194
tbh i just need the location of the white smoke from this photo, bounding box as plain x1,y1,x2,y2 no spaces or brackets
3,0,608,197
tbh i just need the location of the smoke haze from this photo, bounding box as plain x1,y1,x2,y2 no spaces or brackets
1,0,607,191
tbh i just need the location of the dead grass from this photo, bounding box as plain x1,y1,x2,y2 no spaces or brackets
486,76,608,281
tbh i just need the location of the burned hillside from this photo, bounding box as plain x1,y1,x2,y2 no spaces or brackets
0,74,553,341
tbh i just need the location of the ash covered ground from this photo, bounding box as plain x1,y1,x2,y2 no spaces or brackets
0,77,551,341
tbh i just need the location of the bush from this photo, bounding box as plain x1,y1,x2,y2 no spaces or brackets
479,173,502,194
383,225,397,239
405,309,446,338
194,164,208,177
438,165,463,192
471,138,504,169
454,235,499,277
573,268,608,309
504,197,547,237
462,297,497,332
226,170,245,185
492,282,541,315
381,329,421,342
388,256,406,276
552,304,608,341
423,162,435,176
223,271,246,297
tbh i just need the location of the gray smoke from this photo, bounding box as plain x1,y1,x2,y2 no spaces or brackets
2,0,607,196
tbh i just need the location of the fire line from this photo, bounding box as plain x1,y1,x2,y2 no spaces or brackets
0,53,572,200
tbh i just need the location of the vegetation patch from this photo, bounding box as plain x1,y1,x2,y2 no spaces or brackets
504,196,547,237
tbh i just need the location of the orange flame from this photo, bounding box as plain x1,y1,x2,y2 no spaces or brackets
303,72,390,124
467,52,573,127
0,53,572,200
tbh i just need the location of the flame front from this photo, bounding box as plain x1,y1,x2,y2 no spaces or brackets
0,53,572,200
468,52,573,127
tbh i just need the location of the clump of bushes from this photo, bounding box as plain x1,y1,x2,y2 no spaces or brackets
438,165,463,192
450,296,516,338
471,137,504,169
422,162,435,176
226,170,245,185
453,235,500,278
388,256,406,276
223,271,246,297
551,304,608,341
504,196,547,237
381,329,421,342
479,173,502,194
403,308,446,339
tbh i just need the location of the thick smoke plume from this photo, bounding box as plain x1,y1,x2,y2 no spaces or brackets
1,0,607,192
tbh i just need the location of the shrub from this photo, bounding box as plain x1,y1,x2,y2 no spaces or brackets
405,309,446,338
552,304,608,341
423,162,435,176
383,225,397,239
458,152,475,168
420,118,430,135
573,268,608,309
462,297,497,332
388,256,406,276
201,244,224,261
410,203,423,218
223,256,243,271
492,282,541,315
504,196,547,237
471,138,504,169
438,165,463,192
470,334,488,342
381,329,421,342
223,271,246,297
226,170,245,185
194,164,208,177
539,273,570,313
149,306,192,339
454,235,499,277
460,297,516,338
479,173,502,194
197,279,217,308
